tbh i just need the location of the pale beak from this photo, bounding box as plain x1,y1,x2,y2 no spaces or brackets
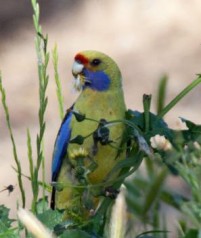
72,61,85,91
72,61,84,76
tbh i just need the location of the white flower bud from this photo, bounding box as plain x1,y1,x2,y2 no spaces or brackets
150,135,172,151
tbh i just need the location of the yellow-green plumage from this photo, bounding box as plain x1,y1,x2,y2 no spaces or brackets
53,51,126,219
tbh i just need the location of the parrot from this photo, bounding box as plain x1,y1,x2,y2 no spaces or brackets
51,50,127,220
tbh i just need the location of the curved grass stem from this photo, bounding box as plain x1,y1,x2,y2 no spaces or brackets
0,73,26,208
159,76,201,118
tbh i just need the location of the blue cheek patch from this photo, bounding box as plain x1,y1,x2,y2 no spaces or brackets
83,69,111,91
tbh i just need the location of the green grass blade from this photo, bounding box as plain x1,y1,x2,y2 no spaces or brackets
157,74,168,115
0,73,26,208
52,44,64,120
142,167,168,216
27,129,34,181
26,129,37,212
143,94,152,132
31,0,49,213
159,75,201,118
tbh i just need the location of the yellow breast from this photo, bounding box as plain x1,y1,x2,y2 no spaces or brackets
68,88,126,184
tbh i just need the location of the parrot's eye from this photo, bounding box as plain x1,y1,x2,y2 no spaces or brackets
91,59,101,66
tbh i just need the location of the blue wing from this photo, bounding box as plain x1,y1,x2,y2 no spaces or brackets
51,108,73,181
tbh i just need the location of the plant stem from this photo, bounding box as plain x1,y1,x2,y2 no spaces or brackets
31,0,49,213
159,76,201,118
0,73,26,208
52,44,64,120
157,75,168,115
143,94,152,132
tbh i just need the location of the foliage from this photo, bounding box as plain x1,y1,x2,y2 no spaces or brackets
1,0,201,237
0,205,18,238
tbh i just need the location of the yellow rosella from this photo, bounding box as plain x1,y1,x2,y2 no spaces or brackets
51,50,126,219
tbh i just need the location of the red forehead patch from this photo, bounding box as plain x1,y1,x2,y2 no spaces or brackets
75,53,89,65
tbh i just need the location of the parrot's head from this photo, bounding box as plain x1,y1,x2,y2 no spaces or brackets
72,50,122,92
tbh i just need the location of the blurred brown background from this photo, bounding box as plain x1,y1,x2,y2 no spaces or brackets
1,0,201,227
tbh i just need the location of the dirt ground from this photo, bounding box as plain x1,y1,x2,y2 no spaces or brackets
1,0,201,234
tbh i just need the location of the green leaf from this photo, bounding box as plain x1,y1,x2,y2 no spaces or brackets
59,229,95,238
0,229,18,238
183,229,198,238
0,205,14,230
0,205,18,237
36,196,49,214
106,150,143,184
73,111,86,122
54,220,75,236
160,190,188,210
127,110,173,142
171,118,201,145
37,209,63,231
142,168,168,215
181,118,201,133
70,135,85,145
136,230,169,238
